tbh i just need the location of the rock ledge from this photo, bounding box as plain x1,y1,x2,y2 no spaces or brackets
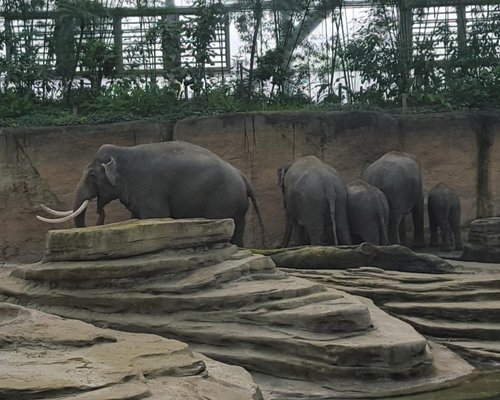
0,218,475,399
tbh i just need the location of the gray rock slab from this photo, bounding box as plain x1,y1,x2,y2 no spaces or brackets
0,219,477,398
44,218,235,261
256,243,454,273
462,218,500,263
0,302,262,400
286,259,500,367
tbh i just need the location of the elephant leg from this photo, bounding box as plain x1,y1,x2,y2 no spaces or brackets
308,227,325,245
388,213,402,245
305,214,327,245
399,217,407,246
281,213,294,248
334,204,351,245
412,194,426,247
449,208,463,250
378,215,390,245
296,224,307,246
232,217,246,247
96,208,106,225
429,209,439,247
440,219,453,251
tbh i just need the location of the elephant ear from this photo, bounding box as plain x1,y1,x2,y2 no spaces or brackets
102,157,117,186
277,163,291,194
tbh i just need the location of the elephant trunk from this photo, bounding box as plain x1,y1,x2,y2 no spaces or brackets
73,177,96,228
73,195,89,228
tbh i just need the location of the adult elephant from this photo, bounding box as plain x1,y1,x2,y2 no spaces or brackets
362,151,425,247
277,155,351,247
37,141,264,247
428,182,463,250
346,179,389,245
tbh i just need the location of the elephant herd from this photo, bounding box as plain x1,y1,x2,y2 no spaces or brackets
36,140,462,251
279,151,463,251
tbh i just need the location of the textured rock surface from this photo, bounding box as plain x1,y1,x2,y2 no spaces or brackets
257,243,454,273
285,259,500,367
462,218,500,262
44,218,234,261
0,219,475,399
0,302,262,400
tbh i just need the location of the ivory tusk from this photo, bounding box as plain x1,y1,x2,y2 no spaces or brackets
36,200,90,224
40,204,74,216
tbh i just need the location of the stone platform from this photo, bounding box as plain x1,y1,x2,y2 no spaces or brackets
286,258,500,368
0,302,262,400
0,218,475,399
462,217,500,263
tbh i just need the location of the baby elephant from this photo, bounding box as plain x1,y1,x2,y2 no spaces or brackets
277,155,351,247
347,179,389,245
428,183,463,250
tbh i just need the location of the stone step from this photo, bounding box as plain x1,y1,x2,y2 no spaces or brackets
324,284,500,304
0,218,479,398
170,322,432,382
137,254,278,294
397,316,500,341
44,218,235,261
52,303,432,383
14,243,239,285
436,340,500,365
3,274,335,315
238,298,371,333
384,301,500,323
0,302,262,400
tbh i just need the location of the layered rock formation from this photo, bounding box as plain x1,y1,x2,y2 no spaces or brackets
0,218,475,399
462,217,500,262
257,243,454,273
0,302,262,399
286,260,500,367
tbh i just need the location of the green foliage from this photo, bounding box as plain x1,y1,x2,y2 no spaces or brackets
1,0,500,127
0,89,34,117
346,4,500,109
344,5,403,105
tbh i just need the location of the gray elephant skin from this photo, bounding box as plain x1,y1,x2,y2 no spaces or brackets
347,179,389,245
66,141,263,247
362,151,425,247
428,182,463,250
277,155,351,247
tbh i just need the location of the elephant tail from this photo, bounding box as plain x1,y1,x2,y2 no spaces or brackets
326,186,339,245
377,212,390,245
241,173,266,247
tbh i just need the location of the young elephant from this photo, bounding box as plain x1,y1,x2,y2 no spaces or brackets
347,179,389,245
277,155,351,247
428,183,463,250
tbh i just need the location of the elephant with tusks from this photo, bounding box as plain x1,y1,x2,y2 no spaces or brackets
277,155,351,247
428,182,463,250
362,151,425,247
37,141,265,247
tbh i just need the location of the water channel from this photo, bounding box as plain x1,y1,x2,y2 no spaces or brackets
394,368,500,400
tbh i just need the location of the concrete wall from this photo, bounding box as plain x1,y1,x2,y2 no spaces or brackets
1,111,499,262
174,111,500,248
